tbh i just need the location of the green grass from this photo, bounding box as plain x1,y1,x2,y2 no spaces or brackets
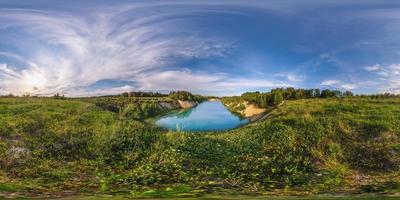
2,194,399,200
0,97,399,198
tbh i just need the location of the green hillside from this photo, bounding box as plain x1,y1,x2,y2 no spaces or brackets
0,96,399,199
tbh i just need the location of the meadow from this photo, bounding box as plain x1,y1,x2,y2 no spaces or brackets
0,95,399,199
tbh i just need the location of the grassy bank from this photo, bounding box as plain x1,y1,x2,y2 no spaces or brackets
0,97,399,198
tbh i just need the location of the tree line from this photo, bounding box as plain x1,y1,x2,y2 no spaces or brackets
168,91,206,102
119,91,205,102
241,91,283,108
240,88,357,108
1,88,400,101
120,91,167,97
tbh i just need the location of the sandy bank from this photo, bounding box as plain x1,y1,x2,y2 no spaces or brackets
243,103,266,117
177,100,198,109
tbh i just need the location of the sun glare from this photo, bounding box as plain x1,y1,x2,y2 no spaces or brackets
22,71,47,92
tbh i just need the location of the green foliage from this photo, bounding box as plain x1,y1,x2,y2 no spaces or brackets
93,92,205,120
130,184,193,198
120,102,164,120
273,91,283,106
360,181,400,193
120,91,166,97
0,183,18,192
227,87,357,109
349,140,398,170
168,91,205,102
93,97,181,120
104,121,162,167
0,96,399,196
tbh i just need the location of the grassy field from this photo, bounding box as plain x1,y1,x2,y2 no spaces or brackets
26,194,400,200
0,96,399,199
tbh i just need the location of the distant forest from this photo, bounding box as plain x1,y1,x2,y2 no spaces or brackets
233,88,400,108
1,87,399,100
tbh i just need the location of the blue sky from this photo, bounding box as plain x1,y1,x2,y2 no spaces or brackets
1,0,400,96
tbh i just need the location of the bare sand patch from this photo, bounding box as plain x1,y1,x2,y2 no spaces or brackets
243,103,266,117
178,100,197,109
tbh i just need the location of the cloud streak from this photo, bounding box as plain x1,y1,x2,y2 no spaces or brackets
135,69,293,96
0,4,278,96
320,80,358,90
364,64,400,94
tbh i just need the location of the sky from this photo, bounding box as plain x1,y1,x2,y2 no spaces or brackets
0,0,400,96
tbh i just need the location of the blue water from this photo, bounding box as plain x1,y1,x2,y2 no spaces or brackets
156,101,249,132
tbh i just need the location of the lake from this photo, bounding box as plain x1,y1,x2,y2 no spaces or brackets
155,101,249,132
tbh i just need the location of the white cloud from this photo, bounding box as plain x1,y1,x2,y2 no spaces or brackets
389,64,400,75
365,64,381,72
365,63,400,94
0,63,20,78
134,69,293,96
321,80,340,86
0,6,238,96
3,1,369,96
0,52,24,61
341,84,357,90
72,85,136,97
274,73,305,82
320,79,358,91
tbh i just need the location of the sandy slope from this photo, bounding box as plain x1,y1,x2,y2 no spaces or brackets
243,103,266,117
177,100,197,109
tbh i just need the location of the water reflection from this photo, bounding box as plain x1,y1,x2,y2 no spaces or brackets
156,101,249,132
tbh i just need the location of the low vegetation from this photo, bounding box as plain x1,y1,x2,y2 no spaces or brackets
85,91,205,120
92,97,178,120
0,89,399,199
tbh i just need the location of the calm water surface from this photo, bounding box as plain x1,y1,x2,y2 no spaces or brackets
156,101,249,132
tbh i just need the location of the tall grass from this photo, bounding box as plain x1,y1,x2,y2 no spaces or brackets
0,97,399,195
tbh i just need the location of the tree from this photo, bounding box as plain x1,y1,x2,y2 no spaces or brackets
294,89,306,99
258,93,269,108
305,89,313,98
284,87,296,99
321,89,335,98
273,91,283,106
344,91,354,97
313,89,321,98
333,90,343,97
169,91,201,101
121,92,129,97
242,91,260,103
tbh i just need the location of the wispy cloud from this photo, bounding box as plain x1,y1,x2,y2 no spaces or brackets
0,2,304,96
321,80,340,86
0,5,244,96
364,63,400,94
365,64,381,72
135,69,293,96
321,79,357,90
274,73,306,82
